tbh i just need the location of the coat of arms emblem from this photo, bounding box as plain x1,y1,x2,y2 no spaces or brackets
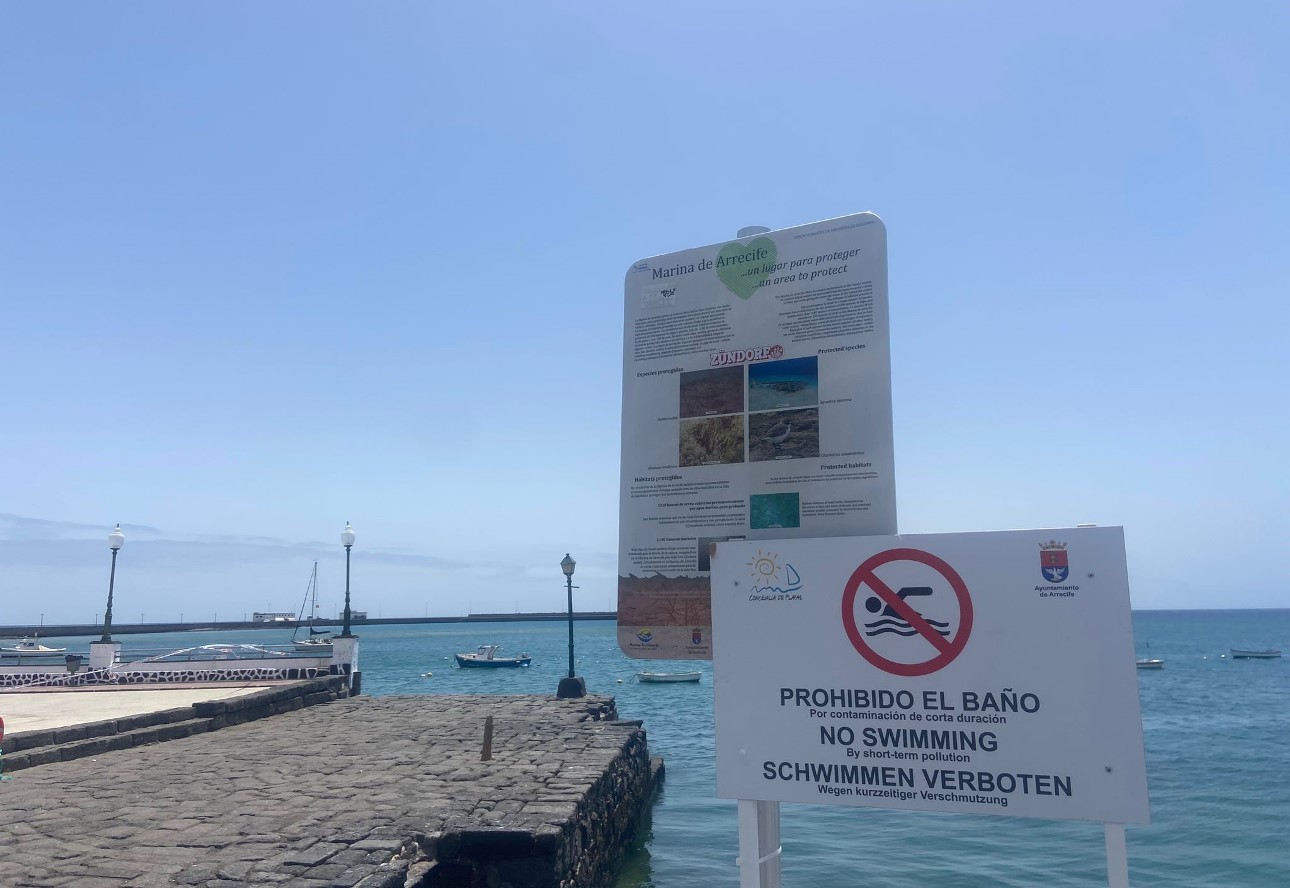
1040,540,1069,583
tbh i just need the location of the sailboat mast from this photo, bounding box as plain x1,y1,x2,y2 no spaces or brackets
291,562,318,643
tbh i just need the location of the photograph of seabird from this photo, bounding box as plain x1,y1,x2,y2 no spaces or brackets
748,407,819,462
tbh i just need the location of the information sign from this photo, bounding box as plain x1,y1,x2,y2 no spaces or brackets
619,214,896,659
711,527,1150,824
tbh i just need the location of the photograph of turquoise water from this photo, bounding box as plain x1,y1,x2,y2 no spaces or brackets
42,609,1288,887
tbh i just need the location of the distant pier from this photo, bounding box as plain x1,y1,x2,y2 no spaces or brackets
0,692,659,887
0,612,619,640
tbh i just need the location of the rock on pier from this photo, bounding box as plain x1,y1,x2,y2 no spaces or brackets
0,693,661,887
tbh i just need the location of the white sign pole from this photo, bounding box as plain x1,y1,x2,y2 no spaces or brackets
731,226,782,888
736,799,782,888
1104,823,1130,887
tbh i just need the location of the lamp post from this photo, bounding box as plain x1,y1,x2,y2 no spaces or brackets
557,553,585,698
101,524,124,642
340,522,355,637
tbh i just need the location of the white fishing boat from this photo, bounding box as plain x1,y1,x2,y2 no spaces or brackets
0,635,67,657
1230,648,1281,659
636,671,701,683
454,644,531,668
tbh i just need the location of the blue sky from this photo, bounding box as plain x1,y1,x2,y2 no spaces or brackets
2,2,1287,624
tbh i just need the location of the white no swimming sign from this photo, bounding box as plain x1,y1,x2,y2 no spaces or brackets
710,527,1150,824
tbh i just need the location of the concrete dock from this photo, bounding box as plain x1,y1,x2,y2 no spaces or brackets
1,684,275,734
0,691,658,887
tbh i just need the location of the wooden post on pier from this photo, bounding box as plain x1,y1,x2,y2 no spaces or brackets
481,715,494,761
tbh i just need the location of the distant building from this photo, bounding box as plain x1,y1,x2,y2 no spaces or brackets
252,612,296,623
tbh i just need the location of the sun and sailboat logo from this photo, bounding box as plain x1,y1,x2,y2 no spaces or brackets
1040,540,1069,583
747,550,803,601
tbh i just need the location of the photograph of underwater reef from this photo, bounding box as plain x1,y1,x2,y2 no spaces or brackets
750,491,801,529
679,366,744,418
748,407,820,462
679,414,744,466
748,356,819,411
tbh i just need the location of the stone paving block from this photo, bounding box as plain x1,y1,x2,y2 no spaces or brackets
283,842,348,866
122,873,179,888
175,863,223,885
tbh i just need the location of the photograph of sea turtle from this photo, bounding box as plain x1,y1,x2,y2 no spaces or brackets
749,492,800,530
748,407,819,462
679,415,744,467
748,356,818,411
679,366,744,418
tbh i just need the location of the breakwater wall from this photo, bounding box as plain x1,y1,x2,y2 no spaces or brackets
0,694,660,887
1,611,619,639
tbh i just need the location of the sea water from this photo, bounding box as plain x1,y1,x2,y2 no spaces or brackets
32,609,1288,887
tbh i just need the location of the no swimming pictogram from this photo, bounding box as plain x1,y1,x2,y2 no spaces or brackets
840,547,973,676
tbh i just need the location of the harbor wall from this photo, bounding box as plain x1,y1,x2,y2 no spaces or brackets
1,612,619,640
418,708,663,888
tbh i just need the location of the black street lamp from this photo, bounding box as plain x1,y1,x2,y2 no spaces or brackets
101,524,124,642
340,522,356,637
557,553,585,698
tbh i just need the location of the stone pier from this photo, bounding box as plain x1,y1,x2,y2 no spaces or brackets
0,694,660,887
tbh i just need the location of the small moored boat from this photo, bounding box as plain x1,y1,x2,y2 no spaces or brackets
1230,648,1281,659
455,644,531,668
636,671,701,683
0,635,67,657
1134,643,1162,670
291,562,334,652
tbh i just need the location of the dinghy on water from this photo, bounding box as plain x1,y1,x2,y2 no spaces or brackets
1230,648,1281,659
636,671,701,683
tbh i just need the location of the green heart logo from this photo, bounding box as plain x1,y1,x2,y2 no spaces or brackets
716,237,777,300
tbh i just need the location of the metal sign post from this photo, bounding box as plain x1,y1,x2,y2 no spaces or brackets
1105,823,1130,887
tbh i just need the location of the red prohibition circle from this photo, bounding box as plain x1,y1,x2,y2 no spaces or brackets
841,547,973,677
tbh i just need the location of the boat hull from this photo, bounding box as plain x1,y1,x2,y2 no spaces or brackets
1135,659,1164,670
1230,649,1281,659
0,644,67,657
637,672,701,683
455,654,531,668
